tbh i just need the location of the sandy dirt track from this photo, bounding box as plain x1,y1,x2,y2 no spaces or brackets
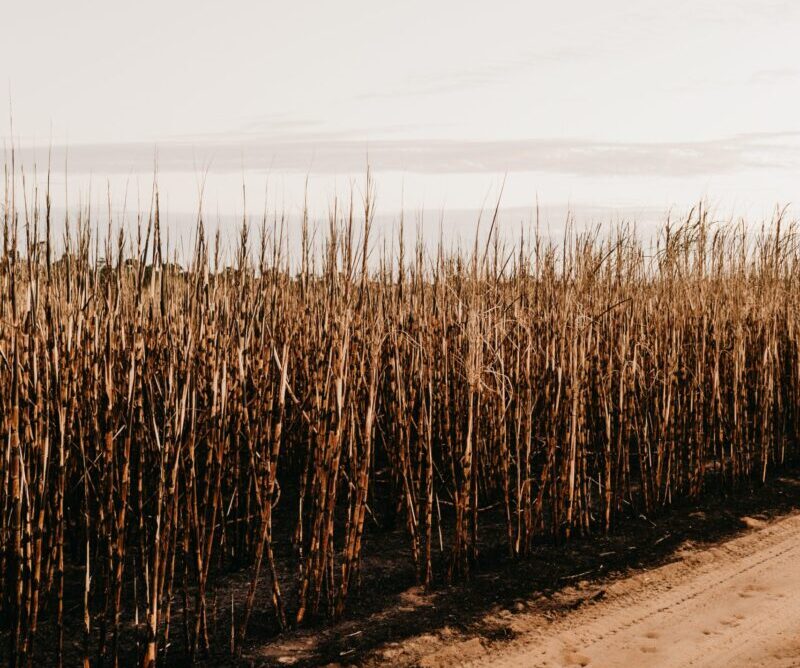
407,511,800,668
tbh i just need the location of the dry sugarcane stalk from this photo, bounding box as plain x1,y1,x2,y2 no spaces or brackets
2,165,800,665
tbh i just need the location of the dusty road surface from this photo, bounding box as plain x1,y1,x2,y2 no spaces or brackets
405,511,800,668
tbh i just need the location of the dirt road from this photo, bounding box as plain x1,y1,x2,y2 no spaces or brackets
409,511,800,668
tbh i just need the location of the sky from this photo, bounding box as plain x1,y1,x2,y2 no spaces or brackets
3,0,800,237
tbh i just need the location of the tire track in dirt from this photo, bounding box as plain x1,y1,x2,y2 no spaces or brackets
411,511,800,667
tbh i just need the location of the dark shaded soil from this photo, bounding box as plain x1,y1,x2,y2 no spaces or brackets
234,472,800,667
8,471,800,667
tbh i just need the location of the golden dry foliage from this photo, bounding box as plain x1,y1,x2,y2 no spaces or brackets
1,168,799,666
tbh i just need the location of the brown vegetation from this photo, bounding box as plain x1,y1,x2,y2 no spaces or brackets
1,164,799,666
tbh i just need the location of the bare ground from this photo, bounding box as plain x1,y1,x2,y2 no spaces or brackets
19,475,800,666
238,475,800,667
407,500,800,667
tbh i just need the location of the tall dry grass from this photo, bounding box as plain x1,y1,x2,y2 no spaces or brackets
1,164,799,666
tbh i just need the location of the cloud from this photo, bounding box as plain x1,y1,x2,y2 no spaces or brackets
7,132,800,178
361,46,595,100
165,119,439,146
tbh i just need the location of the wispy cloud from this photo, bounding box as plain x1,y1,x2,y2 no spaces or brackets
167,117,440,145
361,46,595,100
8,132,800,177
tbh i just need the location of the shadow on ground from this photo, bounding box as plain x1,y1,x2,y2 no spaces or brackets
230,471,800,667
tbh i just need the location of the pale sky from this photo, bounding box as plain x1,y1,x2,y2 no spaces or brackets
3,0,800,228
